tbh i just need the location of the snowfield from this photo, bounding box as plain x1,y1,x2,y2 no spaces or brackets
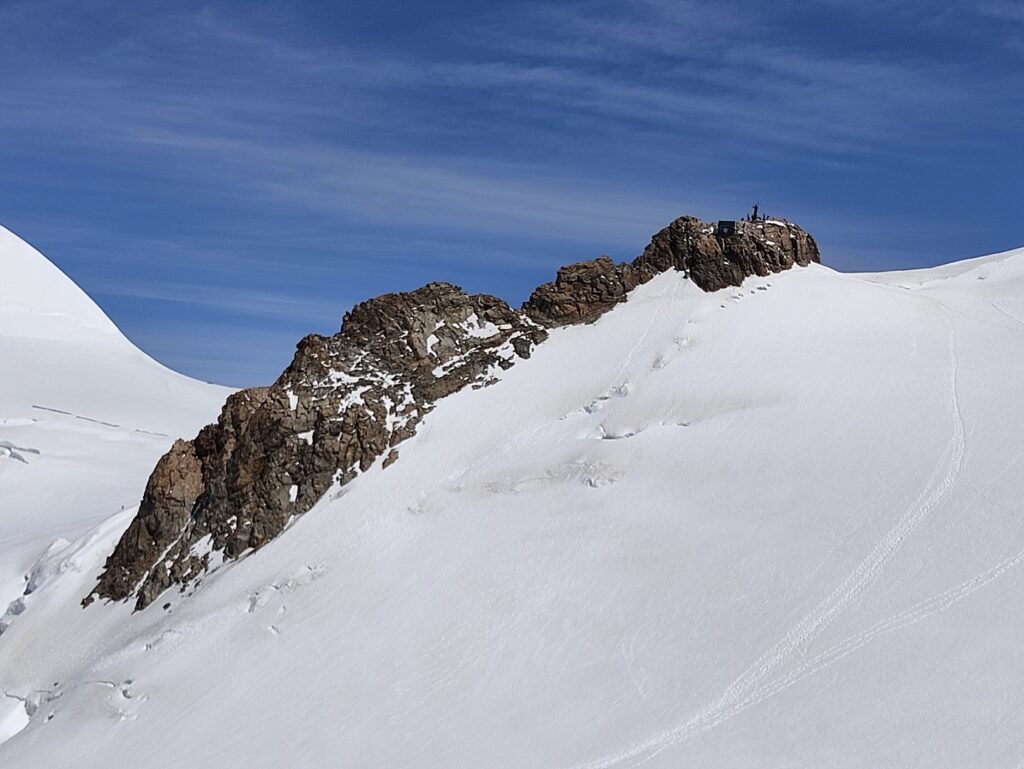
0,226,229,744
2,227,1024,768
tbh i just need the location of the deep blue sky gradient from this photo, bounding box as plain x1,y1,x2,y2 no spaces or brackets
2,0,1022,384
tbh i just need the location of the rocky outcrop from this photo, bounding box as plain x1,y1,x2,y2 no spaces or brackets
87,213,820,610
88,283,546,609
637,215,819,292
525,216,819,326
522,257,646,326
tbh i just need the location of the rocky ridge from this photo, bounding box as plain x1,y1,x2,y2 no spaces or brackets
87,214,819,609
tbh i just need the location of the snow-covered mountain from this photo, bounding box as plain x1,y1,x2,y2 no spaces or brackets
0,226,230,742
2,221,1024,768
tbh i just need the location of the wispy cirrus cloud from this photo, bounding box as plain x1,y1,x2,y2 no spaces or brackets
1,0,1021,384
0,0,992,258
979,0,1024,21
89,280,348,325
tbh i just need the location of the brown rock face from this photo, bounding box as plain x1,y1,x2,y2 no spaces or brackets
638,215,819,292
525,216,819,325
521,257,645,326
92,440,205,608
87,213,820,610
89,283,546,609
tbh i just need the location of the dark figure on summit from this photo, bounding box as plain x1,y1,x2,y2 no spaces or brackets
751,203,760,221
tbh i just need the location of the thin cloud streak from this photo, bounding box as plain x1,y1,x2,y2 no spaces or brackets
90,280,349,326
1,0,1020,383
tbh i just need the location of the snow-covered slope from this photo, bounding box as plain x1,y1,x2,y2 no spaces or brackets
2,240,1024,767
0,226,230,733
0,226,121,341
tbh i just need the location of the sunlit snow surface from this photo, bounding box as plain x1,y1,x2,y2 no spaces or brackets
2,226,1024,768
0,226,229,743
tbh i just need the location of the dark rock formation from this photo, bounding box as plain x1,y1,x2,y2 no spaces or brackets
638,215,819,292
88,283,545,609
87,214,819,610
525,216,819,325
521,257,645,326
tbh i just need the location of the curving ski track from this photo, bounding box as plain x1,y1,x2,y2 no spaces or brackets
651,542,1024,750
992,300,1024,330
572,305,969,769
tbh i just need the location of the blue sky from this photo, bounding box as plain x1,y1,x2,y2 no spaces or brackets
1,0,1021,385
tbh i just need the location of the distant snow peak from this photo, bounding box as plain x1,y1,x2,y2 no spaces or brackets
0,225,120,341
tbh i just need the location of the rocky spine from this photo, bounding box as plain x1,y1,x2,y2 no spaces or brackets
87,214,819,609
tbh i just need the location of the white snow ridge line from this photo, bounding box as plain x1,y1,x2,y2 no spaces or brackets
571,310,967,769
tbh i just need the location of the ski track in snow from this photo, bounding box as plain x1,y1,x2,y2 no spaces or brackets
605,277,676,394
646,542,1024,754
991,301,1024,330
571,300,969,769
